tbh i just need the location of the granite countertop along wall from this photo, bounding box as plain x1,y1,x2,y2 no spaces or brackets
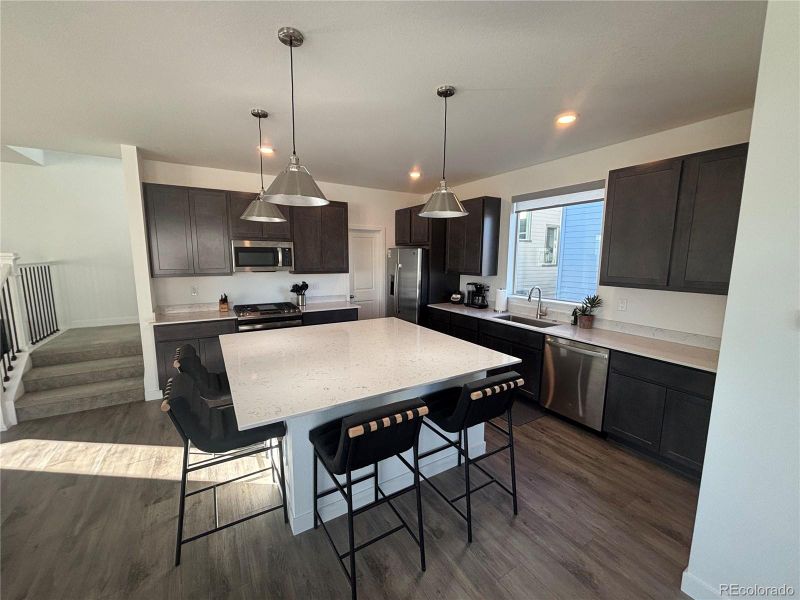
428,303,719,373
152,298,359,325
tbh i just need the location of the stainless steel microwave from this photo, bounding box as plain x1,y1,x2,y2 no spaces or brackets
232,240,293,272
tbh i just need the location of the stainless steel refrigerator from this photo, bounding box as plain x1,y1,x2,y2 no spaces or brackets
387,247,426,323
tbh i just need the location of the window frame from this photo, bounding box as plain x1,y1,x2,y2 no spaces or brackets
508,186,605,302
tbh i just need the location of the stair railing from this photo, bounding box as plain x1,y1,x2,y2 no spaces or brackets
0,253,62,391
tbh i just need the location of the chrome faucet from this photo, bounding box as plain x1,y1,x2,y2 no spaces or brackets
527,286,544,318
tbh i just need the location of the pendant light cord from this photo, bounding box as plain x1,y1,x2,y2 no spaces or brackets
290,39,297,157
258,116,265,189
442,96,448,181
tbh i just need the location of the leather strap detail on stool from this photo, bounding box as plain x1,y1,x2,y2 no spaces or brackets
469,378,525,400
348,405,429,439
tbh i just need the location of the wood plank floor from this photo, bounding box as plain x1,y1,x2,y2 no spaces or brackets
1,400,697,599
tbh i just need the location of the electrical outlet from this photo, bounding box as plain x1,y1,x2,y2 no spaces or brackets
191,286,199,297
617,298,628,311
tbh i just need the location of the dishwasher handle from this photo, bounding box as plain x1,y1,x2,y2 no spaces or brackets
546,338,609,359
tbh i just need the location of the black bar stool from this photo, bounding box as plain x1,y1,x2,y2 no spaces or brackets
173,344,232,407
419,371,523,543
162,373,288,566
309,398,428,600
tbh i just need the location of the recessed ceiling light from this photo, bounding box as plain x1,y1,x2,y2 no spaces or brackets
409,170,422,179
556,112,578,126
258,145,275,154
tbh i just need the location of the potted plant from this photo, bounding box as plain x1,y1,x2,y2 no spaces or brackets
576,294,602,329
290,281,309,307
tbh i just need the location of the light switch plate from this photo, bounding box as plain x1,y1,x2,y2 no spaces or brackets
617,298,628,311
191,286,198,297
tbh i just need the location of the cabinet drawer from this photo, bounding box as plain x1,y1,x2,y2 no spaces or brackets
302,308,358,326
154,319,237,342
609,351,715,398
478,319,544,350
450,313,479,331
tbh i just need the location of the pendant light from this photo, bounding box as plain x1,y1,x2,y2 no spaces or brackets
419,85,467,218
263,27,329,207
241,109,287,222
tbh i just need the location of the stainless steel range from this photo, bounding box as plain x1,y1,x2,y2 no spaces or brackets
233,302,302,332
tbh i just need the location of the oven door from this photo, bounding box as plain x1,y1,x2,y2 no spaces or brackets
232,241,293,272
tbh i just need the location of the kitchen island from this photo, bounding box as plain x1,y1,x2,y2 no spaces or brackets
220,317,520,534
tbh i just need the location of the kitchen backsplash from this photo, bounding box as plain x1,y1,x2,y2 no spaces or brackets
151,272,349,307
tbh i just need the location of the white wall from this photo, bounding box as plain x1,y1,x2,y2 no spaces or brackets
0,152,138,327
140,160,419,307
681,3,800,598
443,109,753,338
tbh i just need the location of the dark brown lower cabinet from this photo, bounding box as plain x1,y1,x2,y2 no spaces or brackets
659,390,712,472
604,351,715,477
604,372,666,451
301,308,358,326
153,320,237,388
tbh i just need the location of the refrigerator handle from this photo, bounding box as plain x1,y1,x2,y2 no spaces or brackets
394,263,401,314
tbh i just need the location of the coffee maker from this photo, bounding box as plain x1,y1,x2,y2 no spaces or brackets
466,282,490,309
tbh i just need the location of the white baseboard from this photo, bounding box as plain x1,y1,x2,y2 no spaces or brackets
68,315,139,328
290,441,487,534
145,387,163,401
682,569,722,599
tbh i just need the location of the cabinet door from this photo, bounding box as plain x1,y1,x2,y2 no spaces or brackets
669,144,747,294
450,325,478,343
600,159,683,288
511,343,543,401
291,207,323,272
461,198,485,275
604,372,666,451
263,206,293,241
410,204,430,245
321,201,349,273
156,338,198,389
395,208,411,246
445,215,466,273
198,336,226,374
145,184,194,277
228,192,264,240
190,189,231,275
425,309,450,334
659,389,712,473
478,332,514,376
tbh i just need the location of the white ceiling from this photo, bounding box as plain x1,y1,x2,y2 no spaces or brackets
1,1,766,192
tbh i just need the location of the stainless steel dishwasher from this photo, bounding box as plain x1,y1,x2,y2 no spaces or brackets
541,336,609,431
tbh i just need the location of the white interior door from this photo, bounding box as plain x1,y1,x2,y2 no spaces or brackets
348,228,384,319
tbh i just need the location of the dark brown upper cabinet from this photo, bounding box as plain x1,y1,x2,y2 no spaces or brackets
145,183,231,277
228,191,293,241
395,207,411,245
395,204,432,246
600,143,747,294
669,144,747,294
291,200,349,274
190,189,231,275
445,196,501,276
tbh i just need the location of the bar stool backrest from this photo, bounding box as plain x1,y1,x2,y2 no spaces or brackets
453,371,524,430
161,373,235,453
173,344,223,397
333,398,429,473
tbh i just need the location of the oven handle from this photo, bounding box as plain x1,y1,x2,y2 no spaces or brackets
238,319,302,332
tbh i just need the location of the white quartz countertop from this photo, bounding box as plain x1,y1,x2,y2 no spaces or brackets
220,317,521,429
153,310,237,325
428,303,719,373
300,301,360,313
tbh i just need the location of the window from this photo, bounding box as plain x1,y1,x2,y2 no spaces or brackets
510,185,605,303
517,211,532,241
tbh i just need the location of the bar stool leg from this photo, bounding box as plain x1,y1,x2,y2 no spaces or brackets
413,442,426,571
457,430,463,466
373,461,379,503
507,407,519,515
463,427,472,543
346,469,357,600
175,441,189,566
278,438,288,524
313,450,319,530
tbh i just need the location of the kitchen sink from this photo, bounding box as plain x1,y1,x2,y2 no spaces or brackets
493,314,561,328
